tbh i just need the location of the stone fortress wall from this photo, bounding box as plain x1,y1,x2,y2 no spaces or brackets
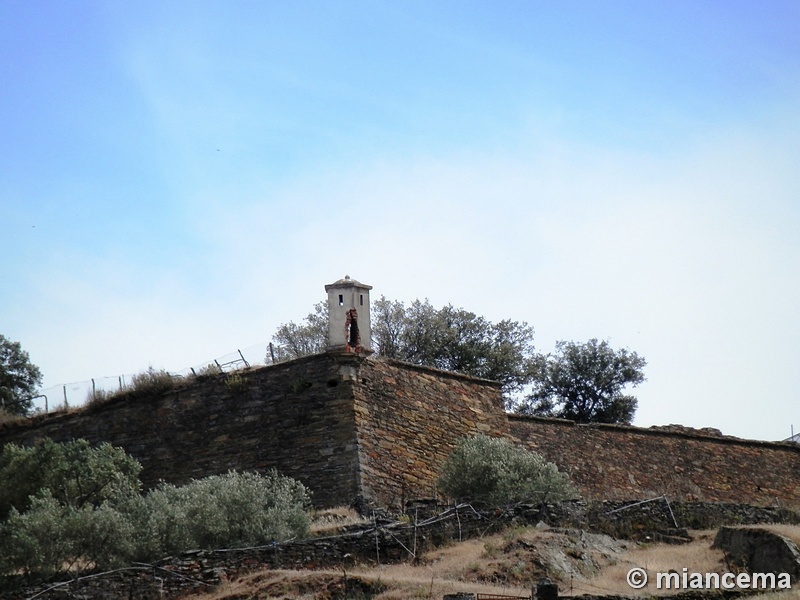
1,352,798,510
0,355,361,508
509,415,800,507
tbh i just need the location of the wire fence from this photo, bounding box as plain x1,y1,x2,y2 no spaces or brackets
30,341,279,415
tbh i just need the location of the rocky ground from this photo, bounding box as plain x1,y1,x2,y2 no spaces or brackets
184,524,800,600
4,503,798,600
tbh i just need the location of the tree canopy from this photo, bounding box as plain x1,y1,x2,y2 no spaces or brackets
0,438,142,520
516,338,646,424
0,335,42,416
272,301,648,422
270,301,328,362
373,298,536,394
272,297,536,394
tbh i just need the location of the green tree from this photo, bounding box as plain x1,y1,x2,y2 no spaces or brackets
0,438,312,579
275,297,536,395
271,301,328,361
438,434,577,506
133,470,311,554
371,295,408,359
0,492,136,577
0,335,43,416
386,299,535,394
517,338,646,424
0,438,142,520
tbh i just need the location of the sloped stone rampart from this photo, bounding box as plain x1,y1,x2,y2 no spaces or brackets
1,354,800,509
351,358,508,509
0,355,361,507
509,415,800,508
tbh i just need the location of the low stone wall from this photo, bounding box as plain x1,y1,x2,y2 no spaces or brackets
0,505,504,600
509,415,800,507
579,499,799,543
5,501,797,600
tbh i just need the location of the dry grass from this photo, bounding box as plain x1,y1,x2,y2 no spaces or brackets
574,530,727,596
193,566,532,600
351,538,533,598
195,569,376,600
746,524,800,546
184,526,798,600
309,506,371,535
0,409,27,426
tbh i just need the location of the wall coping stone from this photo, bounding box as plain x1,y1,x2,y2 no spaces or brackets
507,414,800,453
0,353,340,436
378,357,504,387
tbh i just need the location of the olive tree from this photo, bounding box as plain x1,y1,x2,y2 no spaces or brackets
0,439,312,579
125,470,311,558
438,434,577,506
0,438,142,520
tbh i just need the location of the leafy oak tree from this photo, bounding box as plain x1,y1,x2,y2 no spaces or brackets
272,297,536,395
516,338,646,424
372,298,535,394
270,301,328,362
0,335,42,416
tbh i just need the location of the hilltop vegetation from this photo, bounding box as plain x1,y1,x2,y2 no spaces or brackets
274,297,647,423
0,435,576,586
0,439,311,580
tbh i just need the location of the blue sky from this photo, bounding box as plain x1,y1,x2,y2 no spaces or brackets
2,1,798,441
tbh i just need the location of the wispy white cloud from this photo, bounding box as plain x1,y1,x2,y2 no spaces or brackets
5,2,799,442
15,99,798,441
166,107,798,441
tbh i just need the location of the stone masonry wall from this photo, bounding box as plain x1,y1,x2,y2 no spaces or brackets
509,415,800,508
351,358,509,509
2,353,799,511
0,354,361,508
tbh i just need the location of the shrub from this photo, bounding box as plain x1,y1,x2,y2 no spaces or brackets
0,469,312,578
129,367,175,396
0,440,312,580
0,492,73,577
0,492,135,576
85,387,117,408
0,409,26,426
193,364,222,379
83,367,179,408
0,438,142,520
132,470,311,556
438,434,578,507
224,372,248,393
